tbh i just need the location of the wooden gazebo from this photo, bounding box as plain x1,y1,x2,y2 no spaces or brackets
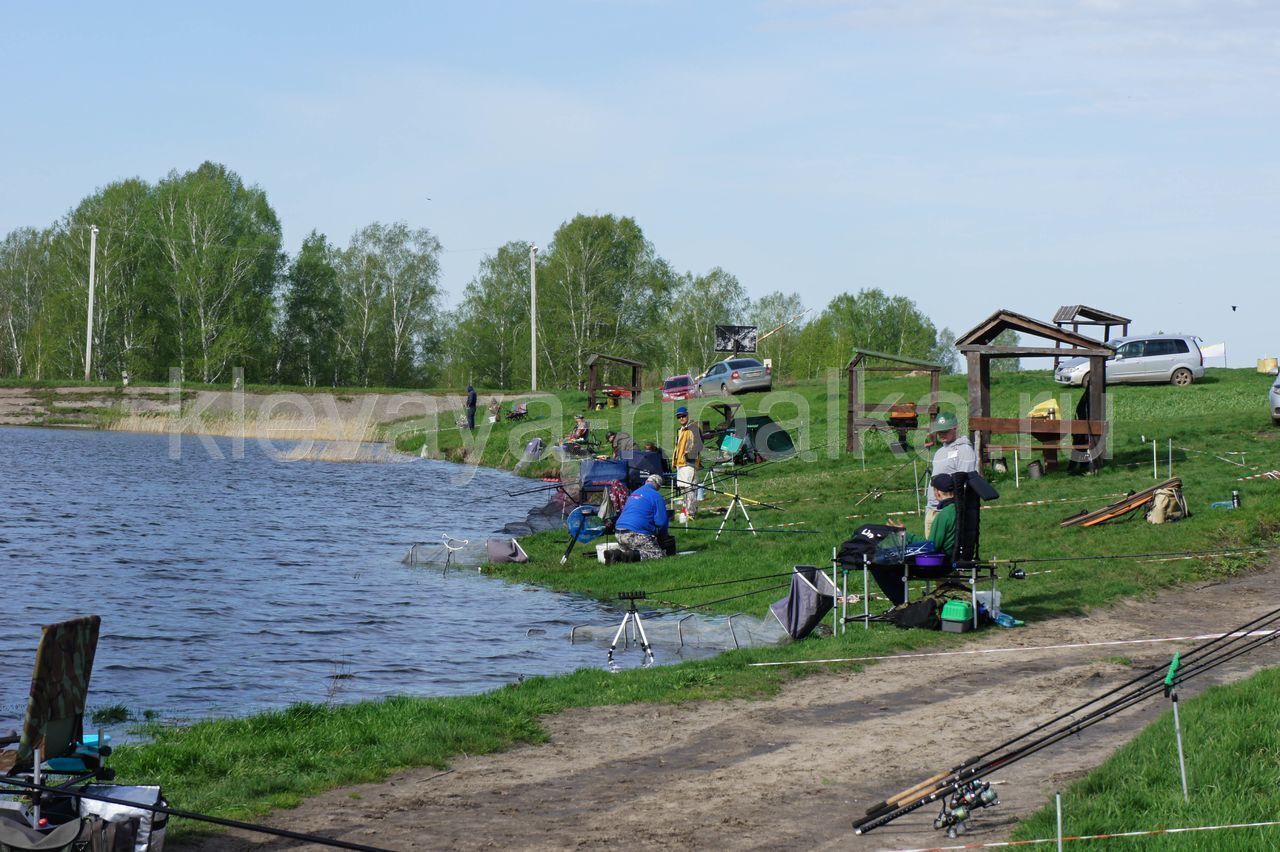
585,353,643,410
956,310,1111,471
1052,305,1130,368
845,349,942,455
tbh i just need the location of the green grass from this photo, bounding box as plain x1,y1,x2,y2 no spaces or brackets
87,368,1280,834
1013,667,1280,850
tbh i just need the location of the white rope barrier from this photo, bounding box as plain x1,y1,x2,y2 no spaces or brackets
749,630,1280,668
886,819,1280,851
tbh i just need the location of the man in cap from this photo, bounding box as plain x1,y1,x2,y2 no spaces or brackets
870,473,959,605
614,473,670,560
606,430,636,457
672,405,704,519
926,411,976,537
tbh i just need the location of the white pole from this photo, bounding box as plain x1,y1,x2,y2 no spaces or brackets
529,243,538,392
84,224,99,381
1055,791,1063,852
1153,440,1158,480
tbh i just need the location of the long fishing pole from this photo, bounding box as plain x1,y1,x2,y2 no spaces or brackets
679,525,821,534
857,605,1280,825
993,545,1276,567
854,605,1280,834
852,456,919,507
648,570,801,595
689,477,786,511
861,602,1280,822
0,776,390,852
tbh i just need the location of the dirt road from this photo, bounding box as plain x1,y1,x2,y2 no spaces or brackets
181,565,1280,851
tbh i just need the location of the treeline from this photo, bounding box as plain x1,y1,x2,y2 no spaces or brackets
0,160,977,389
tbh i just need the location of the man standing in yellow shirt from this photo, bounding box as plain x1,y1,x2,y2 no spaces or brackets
673,406,703,519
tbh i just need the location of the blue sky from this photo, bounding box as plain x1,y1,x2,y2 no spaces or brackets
3,1,1277,366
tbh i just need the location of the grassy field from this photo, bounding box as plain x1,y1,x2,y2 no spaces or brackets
93,368,1280,835
1012,666,1280,850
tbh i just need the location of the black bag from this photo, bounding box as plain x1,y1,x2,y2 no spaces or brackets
837,524,898,568
888,598,940,630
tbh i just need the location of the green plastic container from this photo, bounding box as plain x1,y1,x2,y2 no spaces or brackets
941,599,974,622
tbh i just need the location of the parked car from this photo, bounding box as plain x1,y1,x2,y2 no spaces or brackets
695,357,772,396
1270,375,1280,425
1054,334,1204,387
661,374,695,401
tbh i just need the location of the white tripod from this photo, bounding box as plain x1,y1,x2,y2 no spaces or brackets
607,592,655,671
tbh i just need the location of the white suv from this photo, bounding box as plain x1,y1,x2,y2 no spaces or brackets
1055,334,1205,387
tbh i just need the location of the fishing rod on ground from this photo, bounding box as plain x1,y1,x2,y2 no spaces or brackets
722,439,837,476
851,455,921,507
992,545,1277,569
853,603,1280,836
679,525,820,534
0,776,391,852
685,474,786,511
859,599,1280,821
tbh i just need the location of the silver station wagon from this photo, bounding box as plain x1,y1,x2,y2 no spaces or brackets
1055,334,1205,387
695,358,773,396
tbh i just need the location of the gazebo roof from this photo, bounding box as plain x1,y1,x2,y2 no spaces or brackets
956,309,1110,356
1052,304,1132,326
585,353,644,368
845,348,942,371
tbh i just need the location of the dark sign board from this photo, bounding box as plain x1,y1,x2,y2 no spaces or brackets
715,325,758,353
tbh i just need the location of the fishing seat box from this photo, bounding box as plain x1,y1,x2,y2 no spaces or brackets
940,599,975,633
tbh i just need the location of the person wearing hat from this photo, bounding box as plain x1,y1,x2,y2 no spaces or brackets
614,473,670,560
672,406,704,519
870,473,959,605
606,430,636,457
926,411,976,537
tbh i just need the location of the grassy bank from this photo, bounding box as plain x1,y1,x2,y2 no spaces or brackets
1012,666,1280,850
94,368,1280,835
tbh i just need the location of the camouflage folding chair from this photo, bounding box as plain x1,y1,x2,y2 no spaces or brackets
1,615,114,784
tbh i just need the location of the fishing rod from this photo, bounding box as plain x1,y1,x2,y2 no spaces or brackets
857,630,1280,837
858,602,1280,826
679,525,821,534
851,456,919,507
853,604,1280,835
0,776,391,852
687,477,785,511
991,545,1276,567
648,570,802,595
727,440,835,475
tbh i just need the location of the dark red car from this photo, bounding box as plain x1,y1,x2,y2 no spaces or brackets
661,374,695,401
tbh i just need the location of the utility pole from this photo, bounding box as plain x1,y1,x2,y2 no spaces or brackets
84,225,99,381
529,242,538,391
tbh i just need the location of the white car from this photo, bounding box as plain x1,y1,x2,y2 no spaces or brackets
1270,375,1280,425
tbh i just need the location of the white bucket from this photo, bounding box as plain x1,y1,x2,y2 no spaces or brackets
975,590,1002,616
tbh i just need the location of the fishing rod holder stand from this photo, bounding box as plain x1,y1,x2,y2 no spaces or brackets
607,592,654,671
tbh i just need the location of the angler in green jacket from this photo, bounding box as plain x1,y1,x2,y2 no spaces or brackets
889,473,958,555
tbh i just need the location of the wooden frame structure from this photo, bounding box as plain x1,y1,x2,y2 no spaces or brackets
585,353,643,410
1052,305,1130,368
956,310,1111,471
845,348,942,455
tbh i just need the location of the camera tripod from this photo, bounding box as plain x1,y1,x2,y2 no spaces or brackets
607,591,655,671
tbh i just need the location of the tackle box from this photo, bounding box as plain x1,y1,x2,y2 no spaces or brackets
940,599,975,633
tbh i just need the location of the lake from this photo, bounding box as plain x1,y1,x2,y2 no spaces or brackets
1,426,670,728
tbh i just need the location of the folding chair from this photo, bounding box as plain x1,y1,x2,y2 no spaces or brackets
1,615,116,829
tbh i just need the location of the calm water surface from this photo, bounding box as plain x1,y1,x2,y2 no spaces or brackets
1,427,662,727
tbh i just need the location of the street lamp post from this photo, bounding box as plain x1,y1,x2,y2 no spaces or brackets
529,242,538,391
84,225,98,381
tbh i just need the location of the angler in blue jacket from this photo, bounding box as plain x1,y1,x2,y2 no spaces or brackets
614,474,669,560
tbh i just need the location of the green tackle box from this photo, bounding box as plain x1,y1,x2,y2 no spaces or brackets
940,599,975,632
